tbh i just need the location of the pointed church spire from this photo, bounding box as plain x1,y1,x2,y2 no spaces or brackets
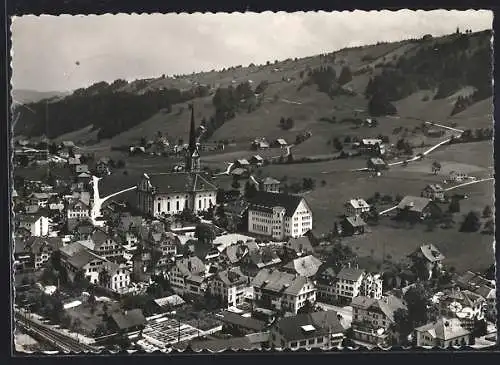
189,103,196,153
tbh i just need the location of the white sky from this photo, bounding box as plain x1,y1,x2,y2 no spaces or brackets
11,10,493,92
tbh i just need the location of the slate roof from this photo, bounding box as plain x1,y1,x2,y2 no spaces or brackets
247,191,304,217
221,311,266,331
145,172,217,194
282,255,323,277
251,268,310,296
274,311,344,342
397,196,431,213
111,309,146,330
415,317,470,341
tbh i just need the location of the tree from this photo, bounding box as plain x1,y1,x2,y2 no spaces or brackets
18,155,29,167
431,161,441,175
482,205,492,218
98,268,111,289
391,308,412,344
460,211,481,232
482,219,494,235
231,178,241,190
404,283,432,327
448,197,460,213
332,137,343,151
244,181,257,199
297,300,315,314
338,66,353,85
195,223,216,244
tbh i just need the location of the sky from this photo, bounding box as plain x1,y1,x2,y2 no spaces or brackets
11,10,493,92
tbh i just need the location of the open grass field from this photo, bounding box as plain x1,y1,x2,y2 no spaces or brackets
65,299,121,336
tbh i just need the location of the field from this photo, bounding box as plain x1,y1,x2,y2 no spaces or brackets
65,298,122,336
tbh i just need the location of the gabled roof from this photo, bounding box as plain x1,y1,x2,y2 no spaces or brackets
287,236,314,254
351,295,406,322
425,184,444,192
417,244,445,262
175,256,206,277
251,268,310,296
345,215,366,228
397,196,431,213
221,311,266,331
144,172,217,194
347,199,370,209
217,267,248,286
415,317,470,341
275,311,344,342
231,167,247,176
248,191,305,217
368,157,386,165
261,177,280,185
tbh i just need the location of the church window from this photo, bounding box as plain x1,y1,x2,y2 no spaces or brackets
157,202,161,212
199,200,202,209
167,202,171,211
176,201,180,211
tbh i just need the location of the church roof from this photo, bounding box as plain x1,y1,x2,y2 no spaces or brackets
146,173,217,194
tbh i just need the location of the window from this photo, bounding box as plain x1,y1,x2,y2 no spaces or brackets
167,202,170,211
176,201,180,211
299,340,306,347
308,339,314,345
157,202,161,211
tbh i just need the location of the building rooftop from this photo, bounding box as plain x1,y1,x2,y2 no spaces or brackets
347,198,370,210
251,268,310,296
415,317,471,341
143,172,218,194
397,196,431,213
247,191,305,218
337,267,365,282
274,311,344,343
221,311,267,332
111,309,146,330
282,255,323,278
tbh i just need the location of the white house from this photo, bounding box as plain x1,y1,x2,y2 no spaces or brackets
415,317,471,348
345,198,371,216
66,200,90,220
101,261,131,294
18,214,50,237
247,191,313,240
208,267,249,308
168,256,208,296
448,171,468,182
251,268,317,314
422,184,445,201
335,267,366,304
136,172,218,217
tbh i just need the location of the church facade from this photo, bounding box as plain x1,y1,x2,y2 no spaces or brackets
136,105,218,217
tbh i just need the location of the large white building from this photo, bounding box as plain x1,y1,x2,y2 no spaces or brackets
247,191,312,240
208,267,249,308
18,214,50,237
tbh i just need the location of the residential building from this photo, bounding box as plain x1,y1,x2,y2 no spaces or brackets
251,268,317,314
234,159,250,169
29,192,50,207
14,237,35,274
66,200,90,220
225,241,281,278
351,295,407,346
367,157,388,171
247,191,313,240
335,267,366,304
101,260,131,293
415,317,471,348
59,242,106,284
437,288,486,329
208,267,250,308
345,198,371,216
284,236,315,256
341,215,367,236
396,196,441,221
168,256,208,297
361,273,383,300
269,311,345,350
250,155,264,166
260,177,281,193
22,237,63,270
18,214,50,237
408,244,445,280
110,309,147,334
274,138,288,148
316,266,338,303
359,139,385,155
422,184,445,201
252,138,270,150
78,229,125,262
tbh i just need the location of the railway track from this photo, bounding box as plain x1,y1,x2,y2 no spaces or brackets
15,313,99,353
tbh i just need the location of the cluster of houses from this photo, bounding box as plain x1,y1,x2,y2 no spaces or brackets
13,110,495,350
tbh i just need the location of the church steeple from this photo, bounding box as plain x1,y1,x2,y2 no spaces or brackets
185,103,201,172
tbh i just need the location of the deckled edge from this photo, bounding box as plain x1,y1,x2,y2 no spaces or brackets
9,10,497,355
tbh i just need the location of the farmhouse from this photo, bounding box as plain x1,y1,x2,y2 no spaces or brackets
396,196,441,221
367,157,387,171
414,317,471,348
341,215,367,236
251,268,317,314
422,184,445,201
250,155,264,166
234,159,250,169
448,170,468,182
274,138,288,147
269,311,345,350
247,191,313,240
408,244,445,279
252,138,270,150
360,139,385,155
351,295,407,346
345,198,370,216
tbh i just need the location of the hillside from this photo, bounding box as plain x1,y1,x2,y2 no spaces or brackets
11,89,70,104
15,30,492,150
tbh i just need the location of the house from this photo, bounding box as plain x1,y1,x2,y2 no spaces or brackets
247,191,313,240
260,177,280,193
251,268,317,314
351,295,407,346
224,200,249,232
454,271,496,321
168,256,207,297
360,139,385,155
422,184,445,201
448,171,468,182
396,196,440,221
136,172,218,217
252,138,270,150
59,242,106,284
315,266,338,303
437,289,486,331
414,317,471,348
231,167,249,178
29,192,50,207
78,229,125,263
362,273,383,300
208,267,249,308
238,244,282,278
18,214,50,237
341,215,367,236
250,155,264,166
408,244,445,280
274,139,288,148
96,158,111,176
269,311,345,350
68,157,81,166
110,309,147,334
220,311,267,335
345,198,371,216
23,237,63,270
66,200,90,220
282,255,323,278
100,260,131,293
335,267,366,304
284,236,315,256
234,159,250,169
367,157,388,171
14,237,36,273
